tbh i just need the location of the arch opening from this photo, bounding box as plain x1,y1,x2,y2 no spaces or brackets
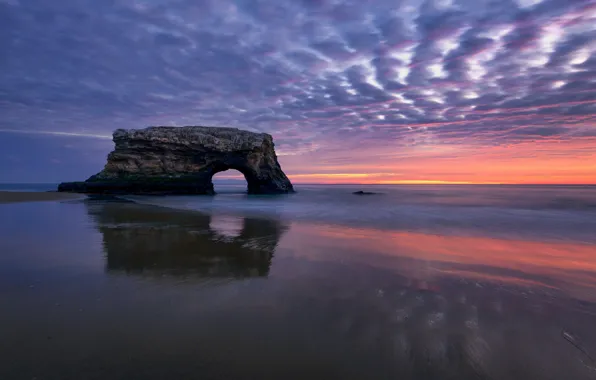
211,167,252,194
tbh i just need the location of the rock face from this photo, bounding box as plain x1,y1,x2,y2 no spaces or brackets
58,126,294,195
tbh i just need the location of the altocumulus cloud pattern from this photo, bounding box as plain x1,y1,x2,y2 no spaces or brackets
0,0,595,183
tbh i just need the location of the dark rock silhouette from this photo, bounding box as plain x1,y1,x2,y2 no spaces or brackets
85,200,288,278
352,190,379,195
58,126,294,195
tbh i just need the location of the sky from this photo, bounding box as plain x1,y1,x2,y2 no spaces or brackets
1,0,595,184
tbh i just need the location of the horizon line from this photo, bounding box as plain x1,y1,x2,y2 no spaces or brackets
2,181,596,186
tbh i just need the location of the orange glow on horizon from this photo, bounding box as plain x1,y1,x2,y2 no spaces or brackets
277,138,596,185
286,174,494,185
286,176,595,185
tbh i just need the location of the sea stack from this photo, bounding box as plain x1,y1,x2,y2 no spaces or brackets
58,126,294,195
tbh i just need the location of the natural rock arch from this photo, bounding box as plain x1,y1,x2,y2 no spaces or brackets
58,126,294,195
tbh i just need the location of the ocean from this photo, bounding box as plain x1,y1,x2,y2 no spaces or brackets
1,184,596,379
0,183,60,192
129,183,596,243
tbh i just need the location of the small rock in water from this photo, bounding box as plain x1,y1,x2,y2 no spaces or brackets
353,190,378,195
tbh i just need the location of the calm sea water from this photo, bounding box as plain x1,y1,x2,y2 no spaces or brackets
0,183,59,192
130,183,596,243
1,184,596,379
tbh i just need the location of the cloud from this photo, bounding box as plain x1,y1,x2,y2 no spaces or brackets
0,129,112,139
0,0,595,182
0,133,111,182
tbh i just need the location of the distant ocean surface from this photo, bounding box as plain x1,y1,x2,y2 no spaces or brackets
3,182,596,243
124,183,596,244
0,183,59,192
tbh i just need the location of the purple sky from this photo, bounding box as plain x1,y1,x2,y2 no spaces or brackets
1,0,595,183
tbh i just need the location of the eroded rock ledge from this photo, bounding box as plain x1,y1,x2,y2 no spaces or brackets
58,126,294,195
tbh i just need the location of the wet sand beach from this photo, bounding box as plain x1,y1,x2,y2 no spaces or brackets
2,186,596,379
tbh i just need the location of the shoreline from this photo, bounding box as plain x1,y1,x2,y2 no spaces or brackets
0,191,85,204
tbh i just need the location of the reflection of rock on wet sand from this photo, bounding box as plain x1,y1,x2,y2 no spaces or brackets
85,200,288,278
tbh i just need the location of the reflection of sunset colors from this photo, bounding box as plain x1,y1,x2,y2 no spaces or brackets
282,223,596,301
